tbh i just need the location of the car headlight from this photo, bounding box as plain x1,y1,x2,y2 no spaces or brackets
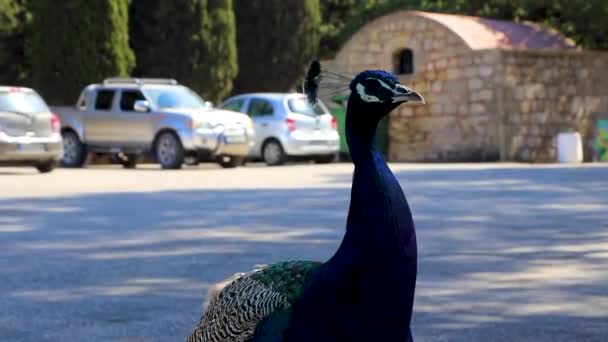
192,120,213,130
245,118,254,131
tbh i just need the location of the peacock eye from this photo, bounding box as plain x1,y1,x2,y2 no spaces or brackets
366,79,382,93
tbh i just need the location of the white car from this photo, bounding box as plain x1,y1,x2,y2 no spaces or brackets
0,86,63,173
220,93,339,165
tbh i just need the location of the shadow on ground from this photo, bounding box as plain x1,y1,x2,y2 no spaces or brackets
0,165,607,341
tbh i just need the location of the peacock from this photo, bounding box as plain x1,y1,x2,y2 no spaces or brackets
187,61,425,342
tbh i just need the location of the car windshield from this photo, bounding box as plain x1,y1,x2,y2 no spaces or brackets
144,86,207,109
287,97,328,116
0,90,49,114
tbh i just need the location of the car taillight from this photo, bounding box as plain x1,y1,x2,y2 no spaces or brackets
51,113,61,133
286,117,297,132
331,116,337,130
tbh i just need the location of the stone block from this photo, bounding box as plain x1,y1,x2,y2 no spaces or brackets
470,103,485,114
446,69,461,80
532,112,548,124
468,78,483,90
479,66,493,77
435,59,447,69
431,81,442,93
478,89,493,101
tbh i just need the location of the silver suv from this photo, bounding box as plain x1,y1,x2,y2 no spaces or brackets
220,93,339,165
54,78,254,169
0,86,63,173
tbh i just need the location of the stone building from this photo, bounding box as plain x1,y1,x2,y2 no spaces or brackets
322,11,608,162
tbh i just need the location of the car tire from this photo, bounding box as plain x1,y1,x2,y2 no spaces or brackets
61,131,87,168
262,140,286,166
217,155,244,168
35,160,57,173
155,131,184,169
314,154,336,164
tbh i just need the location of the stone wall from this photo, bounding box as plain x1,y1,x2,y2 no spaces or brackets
499,50,608,162
389,50,500,161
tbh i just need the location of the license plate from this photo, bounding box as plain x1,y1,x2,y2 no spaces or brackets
224,135,246,144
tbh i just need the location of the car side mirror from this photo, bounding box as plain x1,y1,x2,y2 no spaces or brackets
134,100,151,113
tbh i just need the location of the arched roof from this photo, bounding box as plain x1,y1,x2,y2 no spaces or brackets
413,11,578,50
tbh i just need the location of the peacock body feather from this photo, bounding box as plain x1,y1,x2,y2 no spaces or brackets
187,261,321,342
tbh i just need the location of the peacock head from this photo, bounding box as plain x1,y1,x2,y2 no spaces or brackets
348,69,425,117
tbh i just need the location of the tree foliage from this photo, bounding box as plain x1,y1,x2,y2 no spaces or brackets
29,0,134,105
322,0,608,57
130,0,238,102
319,0,382,58
232,0,321,94
0,0,29,85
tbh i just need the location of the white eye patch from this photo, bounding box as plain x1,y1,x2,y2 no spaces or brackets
356,83,380,103
356,77,398,103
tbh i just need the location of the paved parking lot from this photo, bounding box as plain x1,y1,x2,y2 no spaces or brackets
0,162,607,341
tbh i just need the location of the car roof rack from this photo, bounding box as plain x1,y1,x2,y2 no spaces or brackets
103,78,179,85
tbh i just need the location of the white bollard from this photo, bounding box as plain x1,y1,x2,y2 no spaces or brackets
556,132,583,163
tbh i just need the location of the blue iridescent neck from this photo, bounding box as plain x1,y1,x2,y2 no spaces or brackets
344,96,383,165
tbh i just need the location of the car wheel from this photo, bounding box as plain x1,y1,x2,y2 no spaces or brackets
314,154,336,164
155,132,184,169
61,131,87,168
262,140,286,166
35,160,57,173
217,155,244,168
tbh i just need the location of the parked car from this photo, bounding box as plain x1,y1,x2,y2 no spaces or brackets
219,93,340,165
0,86,63,173
53,78,255,169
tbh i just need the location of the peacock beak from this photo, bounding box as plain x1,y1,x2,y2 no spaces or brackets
391,84,425,104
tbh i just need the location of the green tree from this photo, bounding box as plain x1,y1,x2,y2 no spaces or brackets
0,0,29,85
29,0,134,105
319,0,382,58
325,0,608,54
203,0,238,102
232,0,321,94
130,0,237,102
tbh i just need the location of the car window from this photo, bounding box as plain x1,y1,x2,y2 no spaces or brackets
95,90,115,111
221,99,245,112
0,90,49,114
144,86,206,109
76,91,87,110
287,97,327,116
247,98,274,117
120,90,146,111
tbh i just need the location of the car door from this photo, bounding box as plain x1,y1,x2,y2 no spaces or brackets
220,98,246,113
84,89,117,146
245,98,275,156
117,89,154,149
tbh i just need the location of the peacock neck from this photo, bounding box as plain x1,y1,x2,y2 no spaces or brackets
344,101,380,166
284,97,417,341
342,96,417,254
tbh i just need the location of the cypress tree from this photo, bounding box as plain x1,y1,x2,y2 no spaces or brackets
29,0,135,105
130,0,238,102
232,0,321,94
0,0,29,85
